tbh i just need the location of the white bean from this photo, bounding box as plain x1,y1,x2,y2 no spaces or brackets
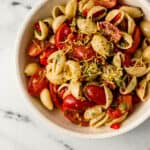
40,88,54,110
24,63,40,76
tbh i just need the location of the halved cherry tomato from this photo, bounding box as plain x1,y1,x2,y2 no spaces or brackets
110,122,121,129
73,45,96,61
94,0,117,8
28,68,48,96
49,83,62,109
63,94,93,111
98,21,122,43
119,94,133,113
55,23,71,49
108,108,122,119
39,43,57,65
84,85,106,105
126,26,141,54
64,110,89,126
27,40,44,57
123,53,133,67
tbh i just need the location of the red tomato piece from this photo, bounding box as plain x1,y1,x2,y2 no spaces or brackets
27,40,43,57
39,43,57,65
49,83,62,109
98,21,122,43
123,53,133,67
55,23,71,49
108,108,122,119
110,122,121,129
94,0,117,8
133,94,141,105
73,46,96,61
34,22,41,33
126,26,141,54
82,9,88,16
64,110,89,126
28,68,48,96
63,94,93,111
84,85,106,105
64,110,81,124
119,94,133,113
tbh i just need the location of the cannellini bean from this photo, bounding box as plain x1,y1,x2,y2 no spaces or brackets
40,88,54,110
140,20,150,38
24,63,40,76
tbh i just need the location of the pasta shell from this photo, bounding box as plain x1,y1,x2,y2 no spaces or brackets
142,46,150,62
120,76,137,95
43,17,53,27
116,32,133,49
49,35,55,44
87,6,107,21
120,6,143,18
112,52,124,68
84,105,102,121
93,114,109,128
82,0,94,12
24,63,40,76
64,60,81,81
105,112,128,126
47,50,66,75
140,20,150,38
101,65,123,84
77,18,97,35
136,74,150,102
105,9,124,26
57,83,71,99
52,5,65,19
124,58,149,77
65,0,77,19
102,86,113,109
46,70,66,85
52,15,67,33
91,34,112,58
40,88,54,110
142,38,150,49
69,80,82,99
125,13,136,35
34,21,49,40
89,112,106,127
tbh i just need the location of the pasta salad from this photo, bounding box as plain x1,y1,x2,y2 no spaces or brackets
24,0,150,129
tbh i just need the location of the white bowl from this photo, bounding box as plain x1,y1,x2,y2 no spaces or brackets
15,0,150,139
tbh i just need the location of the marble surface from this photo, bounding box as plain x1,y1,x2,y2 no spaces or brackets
1,0,150,149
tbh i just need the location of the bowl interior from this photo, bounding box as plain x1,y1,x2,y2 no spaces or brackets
17,0,150,138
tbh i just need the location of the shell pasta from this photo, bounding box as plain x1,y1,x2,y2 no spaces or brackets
24,0,150,130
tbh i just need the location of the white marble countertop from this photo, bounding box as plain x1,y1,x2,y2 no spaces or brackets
1,0,150,149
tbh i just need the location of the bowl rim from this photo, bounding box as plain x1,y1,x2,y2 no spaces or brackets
15,0,150,139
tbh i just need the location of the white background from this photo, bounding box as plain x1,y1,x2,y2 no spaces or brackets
0,0,150,149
